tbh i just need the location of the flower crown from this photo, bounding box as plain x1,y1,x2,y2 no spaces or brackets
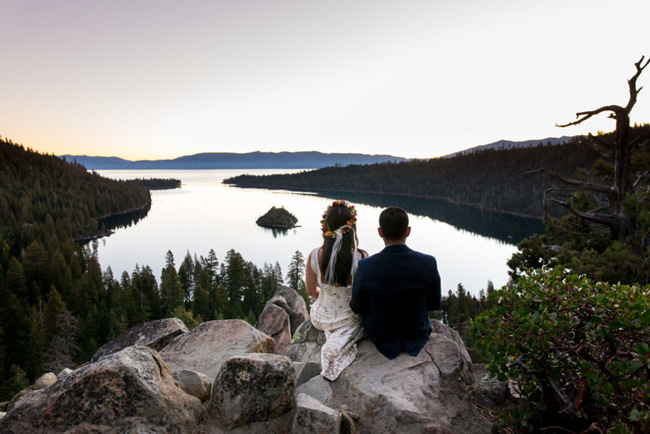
321,200,357,238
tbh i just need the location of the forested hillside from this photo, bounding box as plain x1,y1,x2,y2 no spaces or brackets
0,138,290,401
225,135,607,218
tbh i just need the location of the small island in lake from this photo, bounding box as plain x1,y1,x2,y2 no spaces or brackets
256,206,299,229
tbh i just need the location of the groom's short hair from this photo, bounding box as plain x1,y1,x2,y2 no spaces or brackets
379,207,409,240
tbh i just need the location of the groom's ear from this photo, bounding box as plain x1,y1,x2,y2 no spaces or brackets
377,227,384,239
405,227,411,238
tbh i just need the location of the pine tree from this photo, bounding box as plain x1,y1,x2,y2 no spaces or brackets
178,251,194,305
287,250,305,290
224,249,246,314
43,287,65,341
192,283,211,321
161,251,183,316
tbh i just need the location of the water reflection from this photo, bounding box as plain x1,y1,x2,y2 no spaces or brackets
260,227,300,238
99,204,152,231
241,188,544,245
313,191,544,245
77,204,152,243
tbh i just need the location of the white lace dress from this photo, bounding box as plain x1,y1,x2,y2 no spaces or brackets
309,247,365,381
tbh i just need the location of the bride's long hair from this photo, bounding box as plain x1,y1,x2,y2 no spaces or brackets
320,201,358,286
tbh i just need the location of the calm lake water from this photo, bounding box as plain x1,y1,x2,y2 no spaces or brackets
96,169,543,297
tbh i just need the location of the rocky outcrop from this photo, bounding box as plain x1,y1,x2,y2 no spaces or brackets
256,206,298,229
91,317,188,362
255,286,309,356
0,345,203,433
161,319,275,381
209,353,296,430
293,320,491,433
1,315,499,433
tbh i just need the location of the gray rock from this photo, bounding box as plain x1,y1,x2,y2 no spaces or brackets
172,369,212,402
0,412,5,421
474,376,508,408
32,372,57,389
273,286,309,335
57,368,73,382
292,393,342,434
267,295,291,316
256,303,292,355
210,353,296,429
431,319,473,382
295,375,332,405
429,333,474,384
91,318,188,362
0,346,203,433
287,320,326,365
321,335,490,433
287,342,322,364
290,319,326,345
293,361,322,387
161,319,275,380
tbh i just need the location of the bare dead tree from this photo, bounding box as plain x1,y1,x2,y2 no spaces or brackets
540,56,649,242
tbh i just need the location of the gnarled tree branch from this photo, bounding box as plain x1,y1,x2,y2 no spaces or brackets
538,169,611,195
555,105,623,128
625,55,649,112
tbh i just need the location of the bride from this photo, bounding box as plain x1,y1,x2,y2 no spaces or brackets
305,200,367,381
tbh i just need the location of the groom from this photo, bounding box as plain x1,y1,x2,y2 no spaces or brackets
350,206,441,359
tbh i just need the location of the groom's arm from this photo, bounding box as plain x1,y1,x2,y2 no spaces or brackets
350,263,368,315
426,257,441,311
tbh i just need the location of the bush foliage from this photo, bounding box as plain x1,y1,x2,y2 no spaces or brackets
472,267,650,433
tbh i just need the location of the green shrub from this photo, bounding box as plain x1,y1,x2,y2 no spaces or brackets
472,267,650,432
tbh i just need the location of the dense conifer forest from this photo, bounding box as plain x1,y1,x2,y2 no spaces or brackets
224,135,610,218
129,178,182,190
0,138,290,400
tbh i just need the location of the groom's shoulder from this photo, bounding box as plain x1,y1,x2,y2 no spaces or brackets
409,248,438,264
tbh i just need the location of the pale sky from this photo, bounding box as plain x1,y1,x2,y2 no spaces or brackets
1,0,648,160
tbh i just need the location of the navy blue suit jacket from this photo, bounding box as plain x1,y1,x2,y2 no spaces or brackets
350,244,441,359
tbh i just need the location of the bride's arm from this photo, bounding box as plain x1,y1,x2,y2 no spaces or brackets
305,252,320,299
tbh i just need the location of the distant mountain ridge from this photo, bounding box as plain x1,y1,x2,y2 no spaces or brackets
443,136,575,158
61,151,407,170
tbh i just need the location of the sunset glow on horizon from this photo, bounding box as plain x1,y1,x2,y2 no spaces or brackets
1,0,649,160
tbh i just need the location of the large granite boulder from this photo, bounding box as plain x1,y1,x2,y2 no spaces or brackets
273,286,309,334
296,320,491,433
255,286,309,356
161,319,275,381
256,303,292,355
210,353,296,430
91,317,188,362
0,346,204,433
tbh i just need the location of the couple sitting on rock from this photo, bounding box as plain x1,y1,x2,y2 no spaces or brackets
306,201,441,381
